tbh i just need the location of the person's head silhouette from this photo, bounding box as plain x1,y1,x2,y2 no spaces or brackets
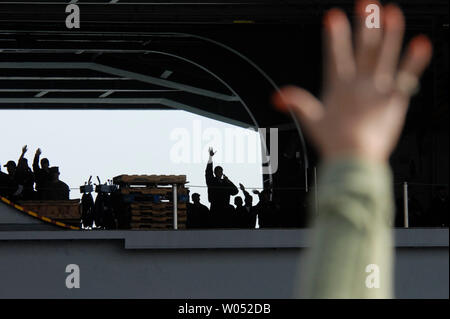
214,166,223,179
234,196,243,207
192,193,201,204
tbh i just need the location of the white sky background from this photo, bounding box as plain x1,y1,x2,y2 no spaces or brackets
0,109,263,207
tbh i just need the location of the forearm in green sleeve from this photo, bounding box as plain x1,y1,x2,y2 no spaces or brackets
302,157,395,299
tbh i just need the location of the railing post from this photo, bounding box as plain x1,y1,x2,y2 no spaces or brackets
403,182,409,228
173,183,178,230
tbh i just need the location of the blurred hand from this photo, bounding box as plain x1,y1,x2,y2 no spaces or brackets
22,145,27,154
35,148,41,156
273,0,432,163
239,183,245,191
208,147,216,157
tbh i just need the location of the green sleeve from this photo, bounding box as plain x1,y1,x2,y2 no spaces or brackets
302,157,395,299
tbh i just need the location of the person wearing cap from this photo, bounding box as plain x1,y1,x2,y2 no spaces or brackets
33,148,51,200
1,161,22,199
3,160,17,177
44,166,70,200
0,166,9,197
0,164,18,199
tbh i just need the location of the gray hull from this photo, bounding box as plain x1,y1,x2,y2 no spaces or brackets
0,201,448,299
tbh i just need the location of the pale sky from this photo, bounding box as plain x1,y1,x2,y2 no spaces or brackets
0,109,263,207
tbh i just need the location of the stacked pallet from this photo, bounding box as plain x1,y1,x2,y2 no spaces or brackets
113,175,188,230
17,199,81,226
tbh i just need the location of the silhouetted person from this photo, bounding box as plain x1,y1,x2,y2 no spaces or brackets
254,189,278,228
3,160,24,200
4,160,16,178
12,145,35,200
205,147,238,228
0,164,18,199
45,167,70,200
0,169,9,197
232,196,245,227
33,148,51,200
187,193,210,229
81,189,95,229
238,183,257,228
16,158,35,200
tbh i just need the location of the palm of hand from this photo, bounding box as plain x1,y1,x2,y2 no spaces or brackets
318,78,408,161
274,1,432,162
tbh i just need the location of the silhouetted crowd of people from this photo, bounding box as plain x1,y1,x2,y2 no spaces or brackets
186,147,449,229
187,147,281,229
0,146,70,201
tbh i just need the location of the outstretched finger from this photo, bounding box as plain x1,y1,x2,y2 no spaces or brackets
354,0,384,75
396,35,432,96
374,4,405,93
323,8,356,88
273,86,324,142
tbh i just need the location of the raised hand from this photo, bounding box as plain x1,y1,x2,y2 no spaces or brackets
21,145,27,154
208,147,216,157
239,183,245,191
35,148,42,156
273,0,432,163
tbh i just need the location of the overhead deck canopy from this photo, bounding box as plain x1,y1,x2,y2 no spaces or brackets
0,32,258,128
0,0,446,128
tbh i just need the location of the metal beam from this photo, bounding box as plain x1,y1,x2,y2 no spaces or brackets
34,91,48,97
89,63,239,102
99,90,114,98
0,62,239,102
0,98,254,129
0,77,130,80
0,89,180,92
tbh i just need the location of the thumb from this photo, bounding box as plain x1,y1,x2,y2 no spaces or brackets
273,86,324,140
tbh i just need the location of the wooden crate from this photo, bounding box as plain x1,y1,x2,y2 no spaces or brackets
121,189,189,204
114,174,188,230
17,200,81,220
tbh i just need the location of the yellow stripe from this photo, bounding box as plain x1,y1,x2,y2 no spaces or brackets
1,196,80,230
